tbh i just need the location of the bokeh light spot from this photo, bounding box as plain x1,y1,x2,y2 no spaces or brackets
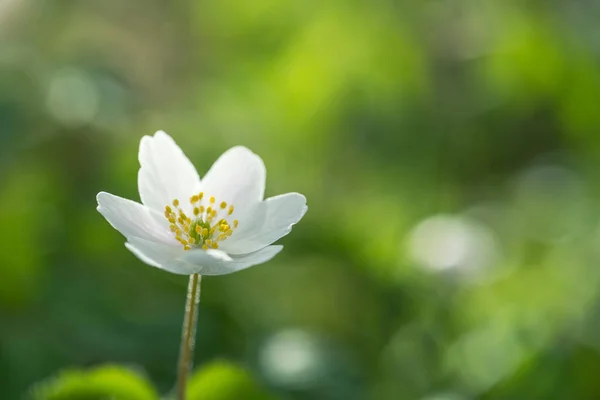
46,67,99,127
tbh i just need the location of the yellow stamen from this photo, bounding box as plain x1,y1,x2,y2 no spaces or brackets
164,194,239,251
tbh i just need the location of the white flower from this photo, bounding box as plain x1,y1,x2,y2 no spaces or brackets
96,131,307,275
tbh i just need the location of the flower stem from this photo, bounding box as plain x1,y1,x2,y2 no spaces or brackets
176,273,202,400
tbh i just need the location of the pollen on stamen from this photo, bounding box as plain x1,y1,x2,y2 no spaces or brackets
164,194,240,252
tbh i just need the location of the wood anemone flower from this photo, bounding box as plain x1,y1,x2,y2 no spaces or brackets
97,130,307,275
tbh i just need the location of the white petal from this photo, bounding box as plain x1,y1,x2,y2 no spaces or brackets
200,146,266,219
125,237,229,275
138,131,201,213
125,238,193,274
97,191,175,244
181,245,283,275
220,193,307,254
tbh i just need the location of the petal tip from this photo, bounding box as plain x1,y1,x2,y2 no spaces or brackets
96,191,110,206
226,146,264,161
154,130,170,139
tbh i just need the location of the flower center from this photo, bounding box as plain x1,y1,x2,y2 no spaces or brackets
164,192,239,251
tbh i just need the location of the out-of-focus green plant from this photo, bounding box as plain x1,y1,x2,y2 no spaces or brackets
186,360,275,400
27,362,275,400
28,365,159,400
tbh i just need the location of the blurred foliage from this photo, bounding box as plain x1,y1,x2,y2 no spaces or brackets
29,365,158,400
186,360,274,400
2,0,600,399
27,361,273,400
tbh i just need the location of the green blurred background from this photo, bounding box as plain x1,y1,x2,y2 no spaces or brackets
2,0,600,399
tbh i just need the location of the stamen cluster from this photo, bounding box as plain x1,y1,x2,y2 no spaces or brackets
164,192,238,251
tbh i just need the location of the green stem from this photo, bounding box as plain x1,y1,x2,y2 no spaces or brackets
176,273,202,400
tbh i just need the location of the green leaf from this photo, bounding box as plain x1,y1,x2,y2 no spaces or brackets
186,360,276,400
28,364,159,400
